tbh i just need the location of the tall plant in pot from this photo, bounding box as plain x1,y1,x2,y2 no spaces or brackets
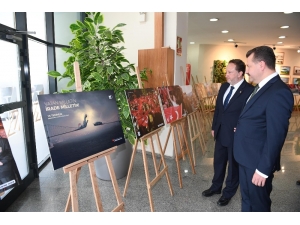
48,12,147,179
48,12,147,144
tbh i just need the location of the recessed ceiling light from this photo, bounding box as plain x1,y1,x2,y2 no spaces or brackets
280,25,289,29
277,42,283,44
297,49,300,53
228,39,234,42
284,12,293,14
279,36,286,39
221,30,229,33
210,18,218,22
190,42,195,44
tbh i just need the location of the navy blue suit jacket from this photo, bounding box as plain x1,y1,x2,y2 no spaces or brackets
233,75,294,176
212,80,254,147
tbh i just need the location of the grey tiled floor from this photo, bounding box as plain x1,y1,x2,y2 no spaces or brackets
5,112,300,212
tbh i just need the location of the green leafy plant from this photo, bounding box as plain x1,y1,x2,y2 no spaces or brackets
48,12,147,145
213,60,227,83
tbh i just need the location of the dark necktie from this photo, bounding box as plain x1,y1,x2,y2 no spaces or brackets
224,86,234,108
248,84,260,101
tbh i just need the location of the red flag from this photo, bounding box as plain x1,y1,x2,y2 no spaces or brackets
163,105,182,123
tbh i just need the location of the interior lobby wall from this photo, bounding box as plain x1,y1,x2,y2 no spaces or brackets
188,44,300,84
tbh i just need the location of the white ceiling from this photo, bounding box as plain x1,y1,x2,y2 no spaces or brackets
188,12,300,50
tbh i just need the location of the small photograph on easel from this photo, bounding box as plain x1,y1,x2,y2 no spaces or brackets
125,88,165,139
157,86,185,124
0,117,21,194
38,90,125,170
179,85,198,114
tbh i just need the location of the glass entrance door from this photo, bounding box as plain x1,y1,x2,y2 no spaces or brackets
0,28,36,211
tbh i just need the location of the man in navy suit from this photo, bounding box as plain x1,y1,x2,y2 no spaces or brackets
233,46,294,212
202,59,254,206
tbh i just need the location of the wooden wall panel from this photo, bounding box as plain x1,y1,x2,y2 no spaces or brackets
154,12,164,48
138,48,174,88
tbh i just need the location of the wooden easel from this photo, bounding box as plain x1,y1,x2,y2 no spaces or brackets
191,75,208,152
193,82,212,139
157,74,196,188
182,74,206,165
158,116,196,188
122,67,174,212
63,62,125,212
187,110,206,166
123,128,174,212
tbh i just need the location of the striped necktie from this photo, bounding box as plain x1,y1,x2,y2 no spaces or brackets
224,86,234,108
248,85,259,101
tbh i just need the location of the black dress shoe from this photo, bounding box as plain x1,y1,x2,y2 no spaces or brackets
217,196,231,206
296,180,300,185
202,188,221,197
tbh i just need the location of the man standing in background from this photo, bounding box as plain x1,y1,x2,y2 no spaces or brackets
202,59,253,206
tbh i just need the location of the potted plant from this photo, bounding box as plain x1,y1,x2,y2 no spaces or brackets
48,12,147,179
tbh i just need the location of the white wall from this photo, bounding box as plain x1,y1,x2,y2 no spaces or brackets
102,12,155,68
197,44,250,83
175,12,188,85
187,44,199,83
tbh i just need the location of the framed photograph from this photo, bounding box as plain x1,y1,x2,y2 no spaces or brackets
292,76,300,85
176,36,182,56
125,88,165,138
280,66,290,75
275,52,284,64
157,86,184,124
280,75,290,84
293,66,300,75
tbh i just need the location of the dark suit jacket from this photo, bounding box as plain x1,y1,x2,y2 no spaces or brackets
233,75,294,176
212,79,254,147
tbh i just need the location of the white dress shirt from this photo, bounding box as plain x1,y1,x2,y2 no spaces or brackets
223,79,245,104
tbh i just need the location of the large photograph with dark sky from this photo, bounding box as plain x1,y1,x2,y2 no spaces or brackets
125,88,164,139
38,90,125,170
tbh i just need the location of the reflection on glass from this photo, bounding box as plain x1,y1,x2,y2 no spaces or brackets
0,40,21,104
28,40,50,166
54,12,80,45
0,109,29,177
0,117,22,198
0,108,28,199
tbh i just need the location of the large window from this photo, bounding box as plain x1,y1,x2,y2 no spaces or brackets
26,13,46,41
0,12,15,28
0,12,84,211
0,40,28,181
54,12,80,46
28,39,50,167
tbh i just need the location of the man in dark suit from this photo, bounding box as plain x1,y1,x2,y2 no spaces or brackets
202,59,254,206
233,46,294,212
